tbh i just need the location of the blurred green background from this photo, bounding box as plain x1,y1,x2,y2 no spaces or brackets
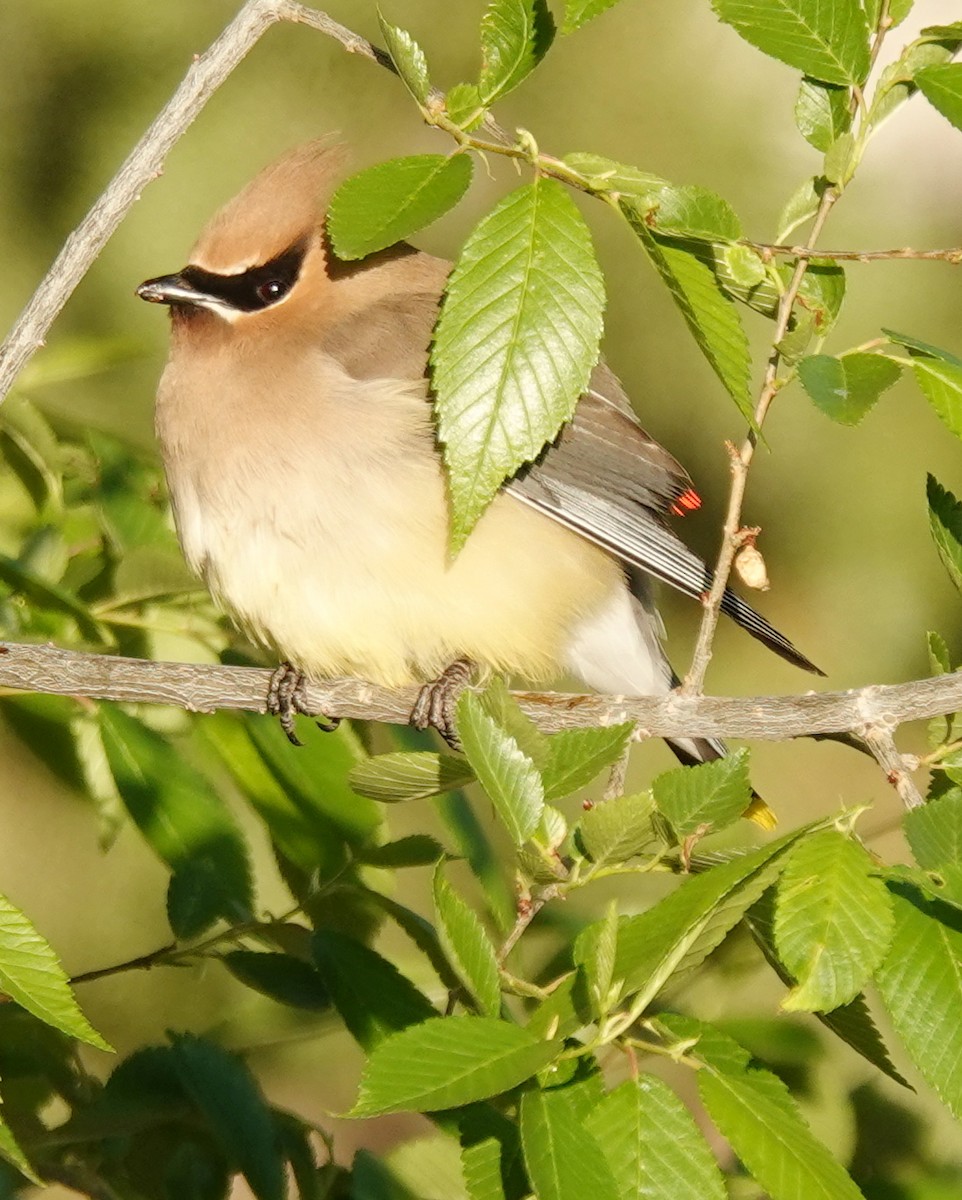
2,0,962,1192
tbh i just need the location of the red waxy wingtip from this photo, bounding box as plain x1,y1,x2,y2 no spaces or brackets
670,487,701,516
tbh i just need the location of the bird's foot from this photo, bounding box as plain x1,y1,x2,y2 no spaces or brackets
411,658,475,750
266,662,340,747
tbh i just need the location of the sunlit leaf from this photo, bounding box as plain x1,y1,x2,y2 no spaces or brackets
916,62,962,133
520,1088,620,1200
479,0,555,102
434,863,502,1016
926,475,962,597
798,352,901,425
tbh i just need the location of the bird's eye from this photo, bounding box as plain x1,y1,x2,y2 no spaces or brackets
256,279,287,305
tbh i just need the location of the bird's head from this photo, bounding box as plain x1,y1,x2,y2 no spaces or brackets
137,139,347,330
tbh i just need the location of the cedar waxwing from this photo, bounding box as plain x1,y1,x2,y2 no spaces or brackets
137,140,819,758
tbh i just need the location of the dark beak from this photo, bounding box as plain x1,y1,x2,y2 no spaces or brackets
136,272,203,306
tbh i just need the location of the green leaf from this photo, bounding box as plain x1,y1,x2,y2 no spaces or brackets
0,1096,40,1186
519,1089,620,1200
561,0,623,33
912,356,962,440
351,1017,561,1115
170,1033,285,1200
222,950,330,1011
698,1053,864,1199
349,752,475,802
620,203,754,422
100,707,253,938
445,83,487,130
927,474,962,597
916,63,962,133
432,178,605,546
573,899,619,1019
795,77,852,150
328,154,473,260
313,930,436,1051
776,176,824,241
356,835,446,868
479,0,555,103
876,884,962,1119
0,394,63,512
584,1077,727,1200
576,791,658,865
457,690,544,845
905,791,962,868
377,10,432,103
884,328,962,367
652,749,753,840
743,888,910,1087
562,153,668,201
710,0,870,86
648,185,742,242
0,892,109,1051
461,1137,506,1200
798,352,901,425
0,552,105,644
541,723,633,801
434,864,502,1017
613,830,810,1007
774,831,894,1011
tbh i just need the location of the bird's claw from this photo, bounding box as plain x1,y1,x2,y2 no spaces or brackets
266,662,340,746
410,658,474,751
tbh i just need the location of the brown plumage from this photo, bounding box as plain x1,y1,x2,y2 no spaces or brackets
138,140,817,759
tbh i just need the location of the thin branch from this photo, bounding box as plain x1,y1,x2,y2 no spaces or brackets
745,241,962,265
0,0,390,405
861,727,925,810
683,187,838,694
1,640,960,745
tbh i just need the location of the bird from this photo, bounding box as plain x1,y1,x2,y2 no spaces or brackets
137,139,820,761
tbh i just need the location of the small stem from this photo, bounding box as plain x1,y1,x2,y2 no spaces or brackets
861,727,925,810
683,187,838,695
746,242,962,265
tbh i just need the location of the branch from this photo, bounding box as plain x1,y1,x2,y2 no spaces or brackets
0,0,391,405
1,640,959,746
745,241,962,265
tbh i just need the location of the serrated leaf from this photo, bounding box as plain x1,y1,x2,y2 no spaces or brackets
916,63,962,133
0,892,109,1051
711,0,870,86
573,899,618,1019
743,889,910,1086
905,791,962,869
329,155,472,260
776,176,824,242
912,356,962,440
584,1077,727,1200
100,707,253,938
351,1017,561,1115
620,202,754,422
613,829,810,1008
798,352,901,425
699,1056,864,1199
445,83,487,130
576,791,658,864
377,11,431,103
928,629,952,674
519,1089,620,1200
170,1033,285,1200
433,178,605,546
653,749,753,840
876,884,962,1119
774,830,894,1011
721,242,768,289
349,752,475,803
222,950,330,1011
540,723,633,801
561,0,623,33
457,690,544,845
479,0,555,103
313,930,436,1051
927,474,962,597
795,77,852,150
884,329,962,367
462,1136,506,1200
434,864,502,1017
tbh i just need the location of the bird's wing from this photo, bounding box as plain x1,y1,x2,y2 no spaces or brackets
321,275,819,673
508,364,822,675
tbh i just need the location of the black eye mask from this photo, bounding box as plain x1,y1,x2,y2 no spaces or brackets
182,239,308,312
